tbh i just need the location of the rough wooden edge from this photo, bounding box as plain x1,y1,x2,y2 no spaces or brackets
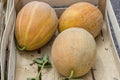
7,22,16,80
106,0,120,70
22,0,98,7
106,0,120,49
7,1,18,80
0,2,4,50
105,10,120,75
98,0,106,18
5,0,14,24
0,2,15,80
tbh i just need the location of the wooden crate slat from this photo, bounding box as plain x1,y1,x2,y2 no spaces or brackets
93,23,120,80
15,51,40,80
22,0,98,7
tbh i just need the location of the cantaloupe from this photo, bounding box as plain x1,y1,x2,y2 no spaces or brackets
15,1,58,51
59,2,103,37
51,28,96,78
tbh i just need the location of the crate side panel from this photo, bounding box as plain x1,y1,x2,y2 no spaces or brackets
93,23,120,80
22,0,98,7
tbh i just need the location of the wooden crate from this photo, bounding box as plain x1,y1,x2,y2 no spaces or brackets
1,0,120,80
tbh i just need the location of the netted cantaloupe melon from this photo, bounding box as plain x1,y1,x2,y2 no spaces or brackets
15,1,58,51
59,2,103,37
51,28,96,78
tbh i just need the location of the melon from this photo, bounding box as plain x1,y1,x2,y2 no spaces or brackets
59,2,103,37
51,28,96,78
15,1,58,50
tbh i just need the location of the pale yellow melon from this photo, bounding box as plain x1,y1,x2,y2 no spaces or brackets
51,28,96,78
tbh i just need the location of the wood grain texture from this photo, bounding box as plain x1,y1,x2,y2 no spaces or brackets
0,2,4,50
93,22,120,80
105,9,120,77
0,2,15,80
98,0,106,18
22,0,98,7
7,19,16,80
15,51,41,80
106,0,120,58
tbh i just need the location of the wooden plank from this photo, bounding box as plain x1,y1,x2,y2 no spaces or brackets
7,1,17,80
41,68,94,80
0,4,15,80
7,22,16,80
93,22,120,80
15,51,40,80
22,0,98,7
106,0,120,48
0,2,4,49
5,0,14,23
105,9,120,76
83,71,93,80
55,8,66,18
98,0,106,18
15,0,99,13
106,1,120,73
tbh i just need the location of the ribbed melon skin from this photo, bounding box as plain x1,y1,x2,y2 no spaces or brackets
59,2,103,37
15,1,58,50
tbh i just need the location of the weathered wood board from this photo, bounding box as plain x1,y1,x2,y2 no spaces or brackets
22,0,98,7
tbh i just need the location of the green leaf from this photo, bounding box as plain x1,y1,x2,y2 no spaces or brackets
44,62,52,68
27,54,51,80
64,78,83,80
43,54,49,62
37,64,43,67
33,58,44,64
44,64,52,68
27,78,36,80
36,76,40,80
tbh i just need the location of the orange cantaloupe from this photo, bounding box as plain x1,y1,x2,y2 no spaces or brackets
59,2,103,37
15,1,58,51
